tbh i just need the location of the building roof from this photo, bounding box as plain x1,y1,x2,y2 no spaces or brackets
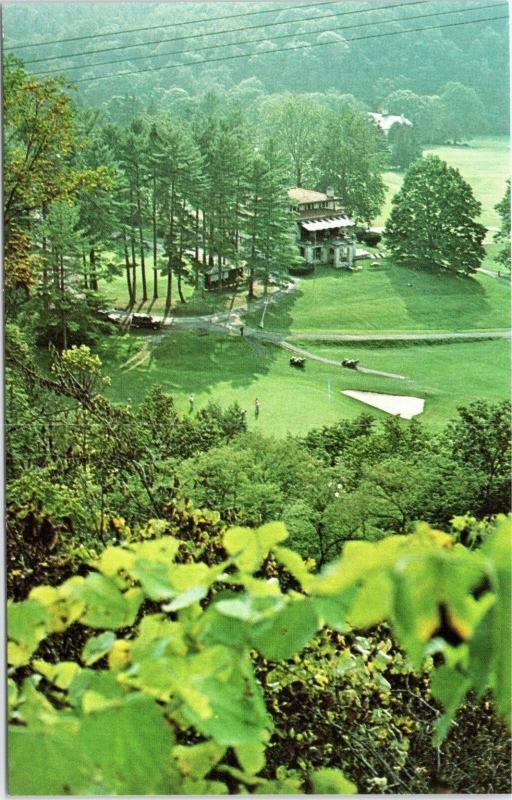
288,187,329,204
368,112,412,132
301,216,354,232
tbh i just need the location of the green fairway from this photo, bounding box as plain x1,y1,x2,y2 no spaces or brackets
245,259,510,335
99,329,510,436
294,338,510,428
374,136,509,229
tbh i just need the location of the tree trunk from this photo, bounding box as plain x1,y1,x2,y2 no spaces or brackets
177,231,186,303
130,228,137,303
248,235,256,299
152,175,158,300
123,229,134,304
89,248,98,291
137,186,147,302
82,250,89,290
165,253,173,312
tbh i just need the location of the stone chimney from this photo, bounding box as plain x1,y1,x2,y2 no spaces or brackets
326,186,335,198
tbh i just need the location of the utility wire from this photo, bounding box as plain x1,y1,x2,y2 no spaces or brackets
33,2,505,79
63,12,507,86
25,0,428,66
4,0,346,50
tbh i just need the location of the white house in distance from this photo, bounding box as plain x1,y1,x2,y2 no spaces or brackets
368,112,412,136
288,187,356,269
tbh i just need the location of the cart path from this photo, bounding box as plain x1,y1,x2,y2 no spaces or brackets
278,340,406,379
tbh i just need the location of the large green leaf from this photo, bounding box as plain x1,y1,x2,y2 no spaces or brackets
224,522,288,573
77,573,141,629
79,693,178,794
249,598,319,660
485,518,512,724
8,722,92,795
176,650,271,745
311,767,357,794
7,599,51,666
82,631,116,666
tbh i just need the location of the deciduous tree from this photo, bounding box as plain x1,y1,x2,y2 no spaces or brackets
385,156,485,274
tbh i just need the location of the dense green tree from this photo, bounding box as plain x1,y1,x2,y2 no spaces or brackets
76,135,119,291
263,93,323,187
242,141,298,296
387,124,423,170
438,82,486,144
385,156,486,274
316,107,386,225
494,180,511,271
444,400,511,517
3,57,76,292
382,90,444,145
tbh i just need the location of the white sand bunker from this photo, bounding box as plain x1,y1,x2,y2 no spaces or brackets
342,390,425,419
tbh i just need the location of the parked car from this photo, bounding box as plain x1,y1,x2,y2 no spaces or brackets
131,313,161,330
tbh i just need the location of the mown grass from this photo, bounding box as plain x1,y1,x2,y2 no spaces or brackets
245,257,510,335
374,136,510,229
99,330,510,436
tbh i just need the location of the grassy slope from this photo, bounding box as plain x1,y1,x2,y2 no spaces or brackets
374,136,510,229
100,331,510,436
245,261,510,334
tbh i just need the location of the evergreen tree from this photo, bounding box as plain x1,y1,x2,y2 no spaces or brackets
242,140,297,296
119,120,150,302
385,156,486,274
76,135,119,291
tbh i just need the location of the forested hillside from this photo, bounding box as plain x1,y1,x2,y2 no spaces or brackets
4,1,509,134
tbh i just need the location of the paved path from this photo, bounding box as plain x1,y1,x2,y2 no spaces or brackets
108,272,509,383
286,330,511,342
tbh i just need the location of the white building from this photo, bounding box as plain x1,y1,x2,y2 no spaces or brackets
368,112,412,136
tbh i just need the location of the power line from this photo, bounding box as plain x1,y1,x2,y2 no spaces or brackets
25,0,428,66
62,11,507,86
36,0,450,77
4,0,344,51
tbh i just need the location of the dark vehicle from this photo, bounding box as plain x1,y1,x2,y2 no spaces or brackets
290,356,305,369
342,358,359,369
356,229,382,247
131,313,161,330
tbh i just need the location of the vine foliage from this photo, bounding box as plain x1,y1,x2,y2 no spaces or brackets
8,516,510,794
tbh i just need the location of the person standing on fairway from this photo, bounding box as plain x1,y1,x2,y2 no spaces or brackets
254,398,260,418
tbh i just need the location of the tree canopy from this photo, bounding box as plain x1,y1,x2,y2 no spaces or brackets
385,155,486,274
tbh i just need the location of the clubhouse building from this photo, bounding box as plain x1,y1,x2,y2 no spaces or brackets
288,187,356,269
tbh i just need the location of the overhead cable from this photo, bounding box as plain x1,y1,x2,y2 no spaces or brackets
38,11,508,86
33,2,505,78
25,0,429,66
4,1,349,50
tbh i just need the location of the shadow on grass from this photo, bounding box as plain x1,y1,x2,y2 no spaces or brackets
100,328,279,405
387,261,492,331
245,287,297,335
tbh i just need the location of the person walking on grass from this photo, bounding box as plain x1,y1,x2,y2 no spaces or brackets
254,398,260,419
188,394,194,413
